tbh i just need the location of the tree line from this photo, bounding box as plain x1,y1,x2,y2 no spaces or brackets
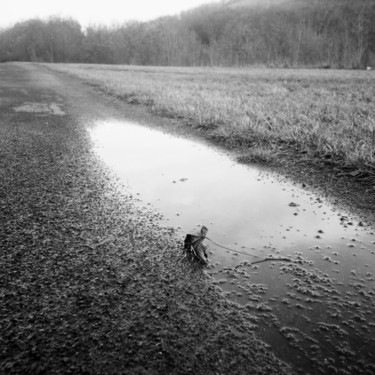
0,0,374,68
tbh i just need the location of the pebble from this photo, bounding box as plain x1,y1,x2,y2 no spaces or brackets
289,202,300,207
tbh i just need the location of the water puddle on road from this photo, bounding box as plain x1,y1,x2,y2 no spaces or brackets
89,120,375,374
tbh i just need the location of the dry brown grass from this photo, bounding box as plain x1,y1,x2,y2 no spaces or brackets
45,63,375,168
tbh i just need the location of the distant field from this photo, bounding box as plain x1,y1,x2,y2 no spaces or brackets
45,63,375,168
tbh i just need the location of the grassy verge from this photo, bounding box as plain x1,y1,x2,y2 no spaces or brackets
44,63,375,170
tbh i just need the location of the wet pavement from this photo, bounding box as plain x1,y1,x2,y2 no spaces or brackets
1,62,291,375
90,120,375,375
2,62,375,374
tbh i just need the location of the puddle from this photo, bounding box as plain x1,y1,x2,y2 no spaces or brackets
89,120,375,374
14,102,65,115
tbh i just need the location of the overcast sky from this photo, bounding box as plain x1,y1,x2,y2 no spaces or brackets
0,0,218,28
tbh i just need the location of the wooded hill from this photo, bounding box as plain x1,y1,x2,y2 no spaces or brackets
1,0,374,68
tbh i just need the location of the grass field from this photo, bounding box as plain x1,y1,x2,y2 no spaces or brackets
45,63,375,169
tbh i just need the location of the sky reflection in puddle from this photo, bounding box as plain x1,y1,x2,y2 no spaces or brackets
90,120,375,374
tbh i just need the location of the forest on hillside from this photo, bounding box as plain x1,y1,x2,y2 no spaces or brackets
0,0,374,68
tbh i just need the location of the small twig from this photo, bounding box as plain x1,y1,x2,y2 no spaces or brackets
250,257,293,266
205,237,259,258
192,230,293,266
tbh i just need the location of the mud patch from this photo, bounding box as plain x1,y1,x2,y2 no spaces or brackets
14,102,65,115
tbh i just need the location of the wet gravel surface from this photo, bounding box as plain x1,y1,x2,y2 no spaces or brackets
0,63,291,374
44,62,375,375
86,112,375,374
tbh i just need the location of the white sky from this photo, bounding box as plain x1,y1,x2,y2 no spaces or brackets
0,0,218,28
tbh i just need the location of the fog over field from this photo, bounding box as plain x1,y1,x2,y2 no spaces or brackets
0,0,213,28
1,0,374,68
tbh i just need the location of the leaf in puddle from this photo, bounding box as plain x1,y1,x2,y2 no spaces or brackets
184,226,208,264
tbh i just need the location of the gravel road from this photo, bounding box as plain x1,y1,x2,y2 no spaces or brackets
0,63,291,374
